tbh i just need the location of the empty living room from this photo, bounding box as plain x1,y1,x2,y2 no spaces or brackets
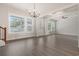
0,0,79,58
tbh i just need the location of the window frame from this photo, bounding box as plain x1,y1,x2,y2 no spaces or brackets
26,17,33,33
8,13,26,34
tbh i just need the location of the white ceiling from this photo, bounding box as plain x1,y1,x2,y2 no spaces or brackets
5,3,77,16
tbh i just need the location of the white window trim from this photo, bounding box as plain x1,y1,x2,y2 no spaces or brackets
8,13,26,34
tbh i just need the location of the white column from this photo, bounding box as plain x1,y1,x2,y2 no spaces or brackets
78,4,79,48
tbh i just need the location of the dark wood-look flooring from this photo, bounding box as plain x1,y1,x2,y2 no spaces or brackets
0,35,79,56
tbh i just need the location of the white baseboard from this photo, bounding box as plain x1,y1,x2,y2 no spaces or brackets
56,33,78,36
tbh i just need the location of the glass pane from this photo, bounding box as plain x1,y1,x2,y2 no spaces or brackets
9,15,25,32
48,19,56,33
26,17,32,32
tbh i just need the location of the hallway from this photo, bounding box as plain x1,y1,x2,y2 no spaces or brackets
0,35,78,56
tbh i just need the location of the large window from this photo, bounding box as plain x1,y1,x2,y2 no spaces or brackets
48,19,56,33
26,17,32,32
9,15,25,32
9,15,33,33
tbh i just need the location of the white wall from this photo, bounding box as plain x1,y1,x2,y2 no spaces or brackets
8,6,36,40
54,5,78,36
0,4,55,41
0,4,35,40
77,5,79,48
36,17,45,36
0,4,8,27
36,17,51,36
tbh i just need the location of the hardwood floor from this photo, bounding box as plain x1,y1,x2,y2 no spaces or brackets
0,35,79,56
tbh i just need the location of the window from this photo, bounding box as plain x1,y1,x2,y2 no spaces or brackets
48,22,51,32
26,17,32,32
48,19,56,33
9,15,25,32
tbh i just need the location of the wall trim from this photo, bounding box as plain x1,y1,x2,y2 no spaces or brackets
7,34,54,42
56,33,78,37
